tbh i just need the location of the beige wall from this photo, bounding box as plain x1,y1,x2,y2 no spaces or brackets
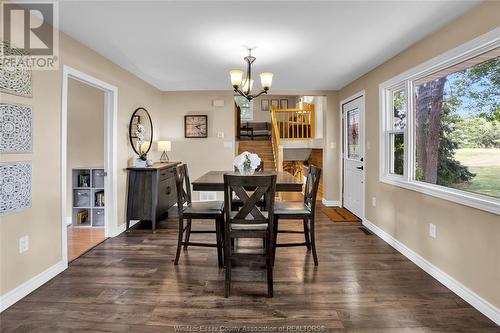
0,29,163,295
66,79,105,220
337,1,500,308
156,91,236,201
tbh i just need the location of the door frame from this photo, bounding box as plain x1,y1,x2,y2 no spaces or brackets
61,65,118,264
339,90,365,219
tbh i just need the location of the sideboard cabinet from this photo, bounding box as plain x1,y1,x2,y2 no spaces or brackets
126,162,180,232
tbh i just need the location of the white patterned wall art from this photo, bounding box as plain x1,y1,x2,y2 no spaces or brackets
0,103,33,153
0,42,33,97
0,161,32,216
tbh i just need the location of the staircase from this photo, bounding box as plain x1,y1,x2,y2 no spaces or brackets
238,140,276,171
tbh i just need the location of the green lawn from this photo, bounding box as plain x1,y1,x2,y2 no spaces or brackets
451,148,500,198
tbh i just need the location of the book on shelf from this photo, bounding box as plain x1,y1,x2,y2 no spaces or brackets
95,191,105,207
76,210,89,224
78,174,90,187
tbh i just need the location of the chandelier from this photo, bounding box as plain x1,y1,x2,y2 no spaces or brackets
229,49,273,101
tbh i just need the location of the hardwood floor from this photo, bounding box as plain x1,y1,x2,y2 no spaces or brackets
67,226,106,262
2,205,497,332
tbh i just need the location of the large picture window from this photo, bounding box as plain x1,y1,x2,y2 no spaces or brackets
380,30,500,215
235,96,253,121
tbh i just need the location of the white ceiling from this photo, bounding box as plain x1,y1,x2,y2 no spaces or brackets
58,1,479,91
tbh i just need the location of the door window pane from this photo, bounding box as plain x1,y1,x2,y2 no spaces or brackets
347,109,360,159
414,49,500,198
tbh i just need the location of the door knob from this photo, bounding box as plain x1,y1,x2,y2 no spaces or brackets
356,166,364,170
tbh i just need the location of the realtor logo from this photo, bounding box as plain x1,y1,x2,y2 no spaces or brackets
1,1,59,70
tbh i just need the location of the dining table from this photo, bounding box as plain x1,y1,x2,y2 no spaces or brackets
192,170,303,192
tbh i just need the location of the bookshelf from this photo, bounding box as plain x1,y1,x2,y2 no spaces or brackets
72,168,105,227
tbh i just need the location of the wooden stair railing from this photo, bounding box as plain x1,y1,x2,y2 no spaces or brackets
271,104,315,140
271,109,284,172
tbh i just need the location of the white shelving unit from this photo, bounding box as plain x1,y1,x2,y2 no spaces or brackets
72,168,105,227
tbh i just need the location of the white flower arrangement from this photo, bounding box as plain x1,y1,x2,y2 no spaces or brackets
233,151,261,174
135,123,145,145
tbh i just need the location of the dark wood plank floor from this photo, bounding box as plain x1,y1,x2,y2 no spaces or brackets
1,204,498,332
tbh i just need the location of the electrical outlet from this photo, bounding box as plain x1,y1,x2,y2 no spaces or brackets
223,141,233,148
372,197,377,207
19,235,29,253
429,223,437,239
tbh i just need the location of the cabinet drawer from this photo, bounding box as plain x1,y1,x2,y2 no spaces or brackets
159,167,175,181
158,177,177,214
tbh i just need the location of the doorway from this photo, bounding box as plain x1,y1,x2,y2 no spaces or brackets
341,92,365,219
61,66,118,264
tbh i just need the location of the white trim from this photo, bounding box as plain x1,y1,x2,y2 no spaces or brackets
321,199,341,207
339,90,366,218
379,27,500,216
362,218,500,326
61,65,119,267
0,260,66,312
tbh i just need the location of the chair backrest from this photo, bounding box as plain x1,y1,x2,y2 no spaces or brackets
224,174,276,227
175,164,192,214
233,160,264,172
304,165,322,214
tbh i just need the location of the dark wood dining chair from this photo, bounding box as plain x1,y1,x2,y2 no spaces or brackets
223,173,277,298
174,164,224,268
232,161,265,211
272,165,321,266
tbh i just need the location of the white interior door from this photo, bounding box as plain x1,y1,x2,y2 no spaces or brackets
342,96,365,218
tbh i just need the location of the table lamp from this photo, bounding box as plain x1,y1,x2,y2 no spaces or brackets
157,141,171,162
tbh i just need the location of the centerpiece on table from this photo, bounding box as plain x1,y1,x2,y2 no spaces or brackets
233,151,262,175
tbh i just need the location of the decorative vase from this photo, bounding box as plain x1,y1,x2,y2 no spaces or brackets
135,158,147,168
238,165,255,175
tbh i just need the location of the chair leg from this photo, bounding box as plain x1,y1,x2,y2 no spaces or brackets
272,218,278,266
266,239,274,298
224,235,231,298
174,218,184,265
309,217,318,266
183,218,192,250
303,218,311,251
215,217,223,268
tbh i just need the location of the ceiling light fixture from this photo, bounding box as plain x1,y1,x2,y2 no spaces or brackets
229,48,273,101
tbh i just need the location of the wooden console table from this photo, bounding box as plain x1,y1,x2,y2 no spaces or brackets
126,162,180,232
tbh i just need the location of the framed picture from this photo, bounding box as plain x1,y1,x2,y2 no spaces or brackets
185,115,208,138
279,99,288,109
271,99,279,110
261,99,269,112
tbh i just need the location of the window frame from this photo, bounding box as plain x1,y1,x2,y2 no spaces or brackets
379,27,500,216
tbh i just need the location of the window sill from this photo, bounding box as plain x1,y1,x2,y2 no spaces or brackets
380,175,500,216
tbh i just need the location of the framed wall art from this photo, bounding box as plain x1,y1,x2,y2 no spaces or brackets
0,103,33,153
0,42,33,97
184,115,208,138
271,99,279,110
261,99,269,112
279,99,288,109
0,161,32,216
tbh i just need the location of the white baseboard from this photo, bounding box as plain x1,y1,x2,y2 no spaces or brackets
0,260,67,312
321,199,341,207
362,218,500,326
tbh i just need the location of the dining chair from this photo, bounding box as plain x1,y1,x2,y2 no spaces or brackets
232,161,265,211
272,165,322,266
223,173,277,298
174,164,224,268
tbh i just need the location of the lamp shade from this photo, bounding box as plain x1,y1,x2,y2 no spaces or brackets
157,140,171,152
229,70,243,87
260,72,273,89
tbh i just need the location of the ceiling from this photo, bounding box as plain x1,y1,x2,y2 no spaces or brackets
57,1,479,91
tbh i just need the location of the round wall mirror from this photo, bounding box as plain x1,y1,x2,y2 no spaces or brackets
129,107,153,156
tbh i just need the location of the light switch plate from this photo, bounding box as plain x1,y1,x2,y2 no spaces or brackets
217,131,224,138
223,141,233,148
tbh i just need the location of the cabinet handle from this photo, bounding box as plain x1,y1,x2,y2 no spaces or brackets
166,186,171,195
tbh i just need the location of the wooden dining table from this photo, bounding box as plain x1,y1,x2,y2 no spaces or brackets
192,170,303,192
